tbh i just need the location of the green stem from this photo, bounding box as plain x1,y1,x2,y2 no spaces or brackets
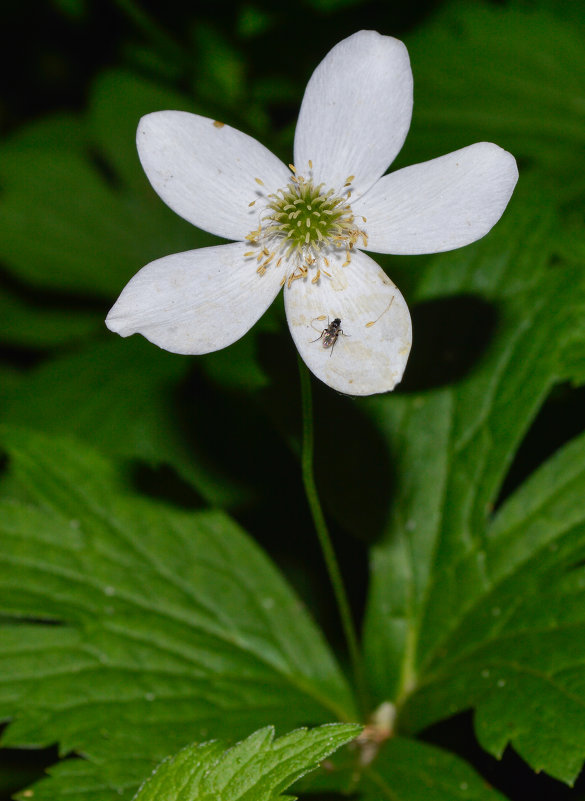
298,358,369,717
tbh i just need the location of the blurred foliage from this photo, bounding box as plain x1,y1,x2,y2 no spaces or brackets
1,1,585,801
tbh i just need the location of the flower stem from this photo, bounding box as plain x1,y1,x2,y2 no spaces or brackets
298,358,369,717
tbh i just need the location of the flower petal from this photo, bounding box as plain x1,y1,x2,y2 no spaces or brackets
284,250,411,396
137,111,290,241
355,142,519,255
294,31,413,200
106,242,283,354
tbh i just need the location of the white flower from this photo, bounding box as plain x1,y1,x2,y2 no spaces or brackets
106,30,518,396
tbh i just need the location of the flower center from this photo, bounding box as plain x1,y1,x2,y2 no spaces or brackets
245,164,367,287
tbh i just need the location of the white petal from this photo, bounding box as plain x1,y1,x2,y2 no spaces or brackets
137,111,290,241
106,242,283,354
285,250,411,396
355,143,519,255
294,31,413,200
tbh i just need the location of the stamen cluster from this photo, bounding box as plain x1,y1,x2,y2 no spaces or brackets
246,166,367,287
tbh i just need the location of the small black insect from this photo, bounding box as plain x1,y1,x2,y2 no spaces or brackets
311,317,348,356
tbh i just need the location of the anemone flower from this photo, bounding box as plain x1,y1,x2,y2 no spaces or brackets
106,30,518,395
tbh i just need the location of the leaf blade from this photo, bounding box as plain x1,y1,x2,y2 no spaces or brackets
133,724,361,801
0,428,357,799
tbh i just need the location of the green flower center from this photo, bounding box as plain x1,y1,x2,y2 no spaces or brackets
246,165,366,287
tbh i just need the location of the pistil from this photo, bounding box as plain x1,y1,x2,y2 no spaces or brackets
246,165,367,285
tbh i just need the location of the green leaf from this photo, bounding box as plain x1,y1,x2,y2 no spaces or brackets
14,756,155,801
361,738,507,801
556,230,585,386
192,24,246,108
399,429,585,782
0,146,203,297
363,186,585,783
403,3,585,187
0,428,356,800
300,730,507,800
0,112,86,152
133,724,360,801
0,73,216,297
0,337,251,507
87,70,197,193
0,281,100,348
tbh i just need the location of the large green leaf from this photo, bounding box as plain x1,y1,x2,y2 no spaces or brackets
87,70,198,194
399,429,585,782
134,724,360,801
363,186,585,783
0,336,251,508
0,428,356,801
402,3,585,191
0,281,100,348
0,73,216,297
361,738,507,801
300,729,508,800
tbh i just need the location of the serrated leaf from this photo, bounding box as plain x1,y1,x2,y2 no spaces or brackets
363,186,585,783
399,429,585,783
0,428,356,801
134,724,360,801
15,755,155,801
